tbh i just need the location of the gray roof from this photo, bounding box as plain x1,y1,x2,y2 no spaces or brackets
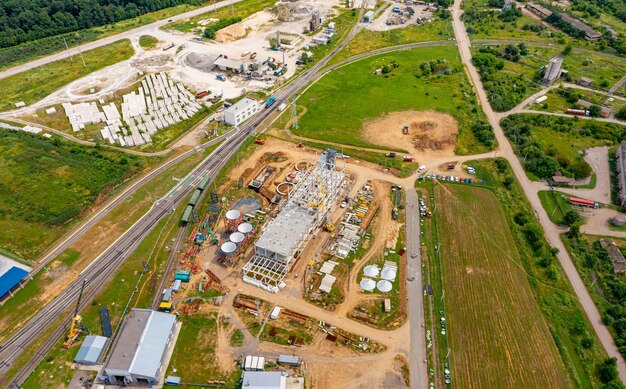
213,56,244,70
254,203,316,259
75,335,108,365
106,309,176,378
241,371,287,389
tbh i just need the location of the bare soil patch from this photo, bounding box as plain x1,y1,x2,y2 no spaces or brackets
215,23,247,42
362,110,458,159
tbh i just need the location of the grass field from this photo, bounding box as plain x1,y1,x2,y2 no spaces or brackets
295,46,494,155
538,190,572,225
529,88,626,114
166,314,240,385
0,130,153,259
0,40,134,112
166,0,275,34
330,19,454,65
431,183,570,388
138,35,159,49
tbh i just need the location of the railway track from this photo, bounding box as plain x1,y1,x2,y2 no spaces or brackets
0,16,367,386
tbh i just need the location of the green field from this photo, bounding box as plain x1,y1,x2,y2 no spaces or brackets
166,0,275,34
331,19,454,65
529,87,626,114
432,183,570,388
0,130,152,259
0,40,134,112
294,46,494,155
538,190,573,225
139,35,159,49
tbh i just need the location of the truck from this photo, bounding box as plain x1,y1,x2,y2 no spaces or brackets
163,43,175,51
569,197,598,208
277,103,287,112
566,108,588,116
403,156,413,162
534,95,547,104
216,74,226,81
195,90,210,99
265,96,277,108
255,138,265,145
385,152,396,158
273,67,284,76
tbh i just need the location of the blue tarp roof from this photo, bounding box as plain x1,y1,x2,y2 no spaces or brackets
0,267,28,297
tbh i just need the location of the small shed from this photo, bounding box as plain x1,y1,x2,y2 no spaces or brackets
278,354,302,366
577,77,593,87
172,279,182,292
162,288,173,302
165,376,181,385
244,355,266,371
74,335,108,365
363,11,375,23
384,298,392,313
611,215,626,226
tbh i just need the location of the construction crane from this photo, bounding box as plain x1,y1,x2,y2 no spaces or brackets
63,280,88,349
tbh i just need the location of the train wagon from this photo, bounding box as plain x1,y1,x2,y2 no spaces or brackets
188,188,202,207
197,176,210,191
569,197,598,208
181,205,193,224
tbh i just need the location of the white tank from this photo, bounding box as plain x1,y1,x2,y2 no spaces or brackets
229,232,245,244
237,222,253,234
220,241,237,255
225,209,241,220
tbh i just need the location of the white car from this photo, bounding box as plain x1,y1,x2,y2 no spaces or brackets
418,165,426,173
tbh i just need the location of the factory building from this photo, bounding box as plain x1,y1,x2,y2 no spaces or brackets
616,141,626,207
243,149,345,292
103,309,177,385
213,56,246,73
224,98,259,126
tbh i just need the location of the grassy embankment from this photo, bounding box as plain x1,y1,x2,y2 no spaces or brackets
138,35,159,49
0,40,134,112
290,46,495,159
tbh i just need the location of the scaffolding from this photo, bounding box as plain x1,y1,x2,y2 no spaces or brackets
242,149,345,292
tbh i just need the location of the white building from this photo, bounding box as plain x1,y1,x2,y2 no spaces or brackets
224,98,259,126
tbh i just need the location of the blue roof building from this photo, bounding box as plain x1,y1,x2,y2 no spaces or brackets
0,266,29,298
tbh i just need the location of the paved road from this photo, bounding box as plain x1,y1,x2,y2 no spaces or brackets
405,189,429,389
0,0,249,80
451,0,626,381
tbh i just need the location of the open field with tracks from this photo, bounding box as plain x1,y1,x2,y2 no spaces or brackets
434,183,570,388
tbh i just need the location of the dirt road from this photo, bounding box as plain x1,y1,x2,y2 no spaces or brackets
451,0,626,380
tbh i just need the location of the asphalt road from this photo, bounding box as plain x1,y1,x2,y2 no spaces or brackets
0,0,248,80
451,0,626,381
405,188,429,389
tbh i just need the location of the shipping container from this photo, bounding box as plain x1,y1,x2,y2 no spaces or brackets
181,205,193,224
197,176,210,191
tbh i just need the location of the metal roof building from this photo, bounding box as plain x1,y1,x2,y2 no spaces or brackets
103,309,177,385
241,371,287,389
74,335,108,365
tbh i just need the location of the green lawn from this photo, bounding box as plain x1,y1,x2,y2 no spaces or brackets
331,19,454,65
0,130,152,259
0,40,134,112
294,46,494,155
139,35,159,49
538,190,572,225
167,314,241,385
530,87,626,114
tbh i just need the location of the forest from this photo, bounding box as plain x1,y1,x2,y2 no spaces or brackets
0,0,204,48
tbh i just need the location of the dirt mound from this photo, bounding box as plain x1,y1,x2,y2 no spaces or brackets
185,52,219,72
361,110,458,159
215,22,247,42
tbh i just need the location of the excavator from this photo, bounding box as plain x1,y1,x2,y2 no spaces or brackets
62,280,89,349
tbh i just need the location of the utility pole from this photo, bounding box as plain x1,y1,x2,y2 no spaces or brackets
63,38,73,62
75,42,87,68
231,0,235,17
291,98,298,129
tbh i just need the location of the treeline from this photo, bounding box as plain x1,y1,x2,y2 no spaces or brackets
572,0,626,23
502,114,626,179
472,45,532,111
0,0,204,48
0,130,145,227
203,16,242,39
566,234,626,369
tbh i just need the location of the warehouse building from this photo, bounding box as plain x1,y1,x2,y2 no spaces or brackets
103,309,177,385
0,256,31,300
74,335,108,365
224,98,259,126
213,56,245,73
559,13,602,41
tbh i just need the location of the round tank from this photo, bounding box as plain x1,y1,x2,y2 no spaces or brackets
220,241,237,255
238,222,254,234
229,232,245,244
225,209,242,220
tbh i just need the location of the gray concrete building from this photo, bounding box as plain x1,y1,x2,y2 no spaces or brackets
103,309,177,385
616,141,626,207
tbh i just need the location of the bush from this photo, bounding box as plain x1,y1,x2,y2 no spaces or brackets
564,210,581,226
598,358,619,383
616,106,626,121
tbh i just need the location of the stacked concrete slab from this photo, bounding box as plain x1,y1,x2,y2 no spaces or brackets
64,72,200,147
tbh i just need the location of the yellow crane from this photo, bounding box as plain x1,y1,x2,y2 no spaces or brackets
63,280,87,349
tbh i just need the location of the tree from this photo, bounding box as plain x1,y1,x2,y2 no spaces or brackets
616,106,626,121
564,210,581,226
603,381,625,389
598,358,619,383
589,104,602,118
562,44,573,55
